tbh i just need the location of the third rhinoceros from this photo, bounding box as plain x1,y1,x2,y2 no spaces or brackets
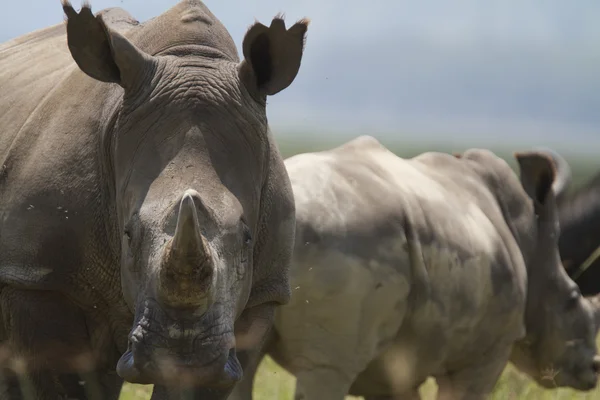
230,136,600,400
535,149,600,297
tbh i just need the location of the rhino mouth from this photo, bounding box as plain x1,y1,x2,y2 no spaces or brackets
116,339,242,387
571,355,600,391
539,356,600,391
115,299,242,387
580,357,600,390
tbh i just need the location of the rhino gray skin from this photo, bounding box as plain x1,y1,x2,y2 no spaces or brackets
229,136,600,400
0,1,308,398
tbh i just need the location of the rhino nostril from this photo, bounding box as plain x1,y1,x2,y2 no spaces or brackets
127,335,140,352
592,357,600,373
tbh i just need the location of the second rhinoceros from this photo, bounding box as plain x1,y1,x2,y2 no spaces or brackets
230,136,600,400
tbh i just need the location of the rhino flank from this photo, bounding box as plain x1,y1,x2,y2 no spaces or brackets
536,150,600,297
229,136,600,400
0,1,308,398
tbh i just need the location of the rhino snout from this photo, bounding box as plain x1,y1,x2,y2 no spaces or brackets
578,355,600,391
593,356,600,374
116,329,241,388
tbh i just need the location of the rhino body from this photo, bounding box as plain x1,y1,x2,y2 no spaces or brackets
0,1,308,398
553,165,600,296
230,136,600,400
559,171,600,296
529,149,600,297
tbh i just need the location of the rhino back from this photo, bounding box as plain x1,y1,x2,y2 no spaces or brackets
288,137,520,293
281,138,526,389
0,8,139,158
0,23,74,157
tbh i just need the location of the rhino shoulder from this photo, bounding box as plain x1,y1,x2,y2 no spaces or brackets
461,148,514,180
288,151,406,258
330,135,389,155
462,148,529,202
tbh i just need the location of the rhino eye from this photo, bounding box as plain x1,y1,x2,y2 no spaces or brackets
242,224,252,246
124,230,132,243
244,232,252,245
241,225,252,264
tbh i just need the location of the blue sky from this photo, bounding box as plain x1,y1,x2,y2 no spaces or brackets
2,1,599,154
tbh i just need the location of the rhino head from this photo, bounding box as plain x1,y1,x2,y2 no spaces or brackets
62,0,307,390
509,151,600,391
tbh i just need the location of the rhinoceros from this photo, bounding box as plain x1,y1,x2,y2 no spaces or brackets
535,149,600,297
0,0,308,398
229,136,600,400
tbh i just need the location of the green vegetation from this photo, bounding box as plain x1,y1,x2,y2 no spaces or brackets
117,138,600,399
118,351,600,399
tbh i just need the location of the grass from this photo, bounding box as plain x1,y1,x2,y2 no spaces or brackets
118,348,600,399
118,138,600,399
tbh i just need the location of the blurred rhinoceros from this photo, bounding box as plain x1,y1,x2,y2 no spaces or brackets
230,136,600,400
534,149,600,298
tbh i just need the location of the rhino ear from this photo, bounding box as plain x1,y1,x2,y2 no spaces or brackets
239,15,309,97
515,151,556,205
530,147,572,202
62,1,154,90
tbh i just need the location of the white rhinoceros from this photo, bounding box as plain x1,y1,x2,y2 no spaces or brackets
0,1,309,398
230,136,600,400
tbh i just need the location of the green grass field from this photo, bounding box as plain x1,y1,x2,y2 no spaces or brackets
118,350,600,400
118,138,600,399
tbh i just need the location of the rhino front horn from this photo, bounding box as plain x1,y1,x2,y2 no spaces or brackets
171,190,209,266
159,190,214,309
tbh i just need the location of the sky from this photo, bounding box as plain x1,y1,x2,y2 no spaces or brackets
1,0,600,154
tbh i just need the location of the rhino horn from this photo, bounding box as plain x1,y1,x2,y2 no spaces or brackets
171,191,209,268
159,190,214,309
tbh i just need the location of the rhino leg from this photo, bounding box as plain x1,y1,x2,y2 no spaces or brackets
364,388,421,400
155,350,265,400
276,259,409,400
227,324,278,400
150,385,233,400
293,367,358,400
435,345,511,400
151,327,276,400
225,347,267,400
57,371,123,400
0,288,120,399
0,378,21,400
0,369,59,400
